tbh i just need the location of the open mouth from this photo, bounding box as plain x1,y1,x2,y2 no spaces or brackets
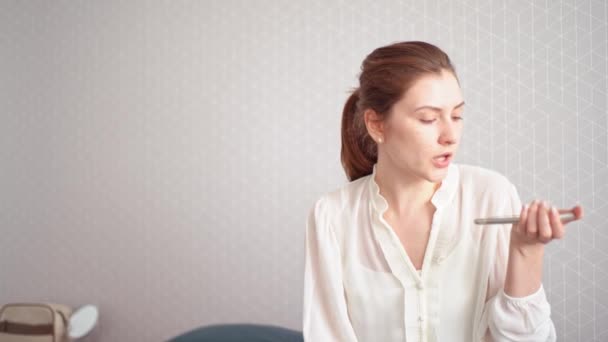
434,153,452,161
432,153,453,167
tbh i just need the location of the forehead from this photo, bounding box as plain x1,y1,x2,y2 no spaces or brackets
395,72,463,111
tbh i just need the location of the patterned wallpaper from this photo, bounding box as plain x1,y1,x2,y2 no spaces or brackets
1,0,606,341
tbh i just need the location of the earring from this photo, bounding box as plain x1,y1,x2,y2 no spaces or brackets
378,137,383,143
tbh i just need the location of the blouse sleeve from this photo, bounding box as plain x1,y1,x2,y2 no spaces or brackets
481,181,557,341
302,197,359,342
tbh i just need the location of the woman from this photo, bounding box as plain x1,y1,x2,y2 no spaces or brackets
302,41,583,342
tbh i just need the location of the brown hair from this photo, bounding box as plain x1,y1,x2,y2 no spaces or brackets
340,41,459,181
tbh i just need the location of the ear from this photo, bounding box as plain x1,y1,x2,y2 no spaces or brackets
364,108,385,140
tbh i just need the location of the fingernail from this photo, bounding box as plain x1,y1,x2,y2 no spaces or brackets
543,200,548,208
551,206,558,214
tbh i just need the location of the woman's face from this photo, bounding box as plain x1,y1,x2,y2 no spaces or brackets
379,70,465,182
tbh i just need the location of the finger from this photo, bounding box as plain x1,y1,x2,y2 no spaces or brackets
538,201,553,243
517,203,530,234
514,203,528,234
573,205,584,219
554,205,584,215
549,205,565,239
527,199,540,238
561,205,585,225
561,212,577,225
561,205,583,225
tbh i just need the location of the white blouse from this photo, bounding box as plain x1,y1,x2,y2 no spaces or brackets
302,162,556,342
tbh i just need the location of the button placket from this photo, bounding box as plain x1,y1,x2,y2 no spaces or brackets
420,325,428,342
418,280,427,341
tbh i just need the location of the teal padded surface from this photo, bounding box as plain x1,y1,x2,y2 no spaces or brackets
168,323,304,342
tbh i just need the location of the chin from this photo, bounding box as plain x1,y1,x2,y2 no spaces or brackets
428,166,449,179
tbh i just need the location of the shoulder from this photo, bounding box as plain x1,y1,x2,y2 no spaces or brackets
456,163,515,192
307,175,370,228
314,174,369,209
456,163,520,215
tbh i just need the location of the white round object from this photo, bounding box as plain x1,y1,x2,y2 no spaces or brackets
68,305,99,339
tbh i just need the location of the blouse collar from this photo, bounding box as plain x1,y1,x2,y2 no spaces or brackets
368,161,459,214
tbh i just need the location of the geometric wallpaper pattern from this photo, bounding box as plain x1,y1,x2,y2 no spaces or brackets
1,1,606,341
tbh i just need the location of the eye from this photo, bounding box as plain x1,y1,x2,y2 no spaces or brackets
420,119,436,124
453,116,463,121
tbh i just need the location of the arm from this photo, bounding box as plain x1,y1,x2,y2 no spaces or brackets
302,197,358,342
481,182,556,341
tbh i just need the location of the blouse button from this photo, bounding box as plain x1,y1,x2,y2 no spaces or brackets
416,282,424,290
418,315,425,322
436,255,445,264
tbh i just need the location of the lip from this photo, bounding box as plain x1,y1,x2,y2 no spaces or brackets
432,153,452,168
434,152,453,158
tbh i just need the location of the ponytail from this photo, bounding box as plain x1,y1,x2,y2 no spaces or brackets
340,88,377,182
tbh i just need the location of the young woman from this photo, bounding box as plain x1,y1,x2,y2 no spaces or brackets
302,41,583,342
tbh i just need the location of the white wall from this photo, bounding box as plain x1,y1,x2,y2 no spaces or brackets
1,1,606,341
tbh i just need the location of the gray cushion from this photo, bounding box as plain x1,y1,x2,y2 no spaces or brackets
168,323,304,342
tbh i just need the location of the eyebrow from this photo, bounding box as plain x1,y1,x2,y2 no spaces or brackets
414,101,465,113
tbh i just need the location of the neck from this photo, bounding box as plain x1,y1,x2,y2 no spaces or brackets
374,161,441,218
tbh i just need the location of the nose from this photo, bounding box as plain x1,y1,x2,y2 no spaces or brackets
438,119,458,146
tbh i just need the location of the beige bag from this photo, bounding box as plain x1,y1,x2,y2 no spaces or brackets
0,303,72,342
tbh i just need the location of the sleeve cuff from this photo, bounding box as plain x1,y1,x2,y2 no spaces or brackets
501,283,546,306
489,283,553,335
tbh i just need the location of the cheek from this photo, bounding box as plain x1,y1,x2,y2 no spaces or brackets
414,136,443,161
393,121,425,140
410,129,438,148
390,131,435,160
388,121,437,153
